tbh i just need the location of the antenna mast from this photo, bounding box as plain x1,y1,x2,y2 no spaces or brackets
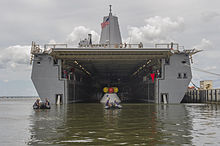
109,5,112,47
109,5,112,15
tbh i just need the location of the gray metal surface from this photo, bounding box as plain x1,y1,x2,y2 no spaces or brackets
99,12,122,44
157,54,192,103
31,54,67,104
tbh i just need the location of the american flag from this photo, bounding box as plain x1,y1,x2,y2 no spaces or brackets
101,17,109,28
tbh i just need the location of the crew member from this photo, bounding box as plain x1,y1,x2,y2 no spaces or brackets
106,97,111,107
114,98,119,106
139,42,143,48
33,99,40,109
45,98,50,109
124,43,127,48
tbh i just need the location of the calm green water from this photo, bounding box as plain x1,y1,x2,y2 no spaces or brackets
1,98,220,145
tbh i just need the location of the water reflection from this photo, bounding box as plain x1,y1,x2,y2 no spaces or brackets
27,103,220,145
28,105,67,145
156,104,193,145
186,104,220,145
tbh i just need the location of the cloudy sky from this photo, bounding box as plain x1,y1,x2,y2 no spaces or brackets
0,0,220,96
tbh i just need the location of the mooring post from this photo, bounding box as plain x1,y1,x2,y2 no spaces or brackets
206,90,208,102
215,89,217,102
193,90,195,103
196,90,198,103
216,89,219,102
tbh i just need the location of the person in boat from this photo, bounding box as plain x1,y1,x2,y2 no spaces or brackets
33,98,40,109
114,98,122,108
106,97,112,107
114,98,119,106
45,98,50,109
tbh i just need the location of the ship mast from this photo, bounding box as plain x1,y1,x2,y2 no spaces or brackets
109,5,112,15
109,5,112,47
99,5,122,45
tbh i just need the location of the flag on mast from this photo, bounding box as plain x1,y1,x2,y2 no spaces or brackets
101,17,110,28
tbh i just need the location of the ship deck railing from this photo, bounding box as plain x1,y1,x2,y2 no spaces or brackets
31,41,181,55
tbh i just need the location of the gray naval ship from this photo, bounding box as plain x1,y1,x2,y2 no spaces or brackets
30,6,199,104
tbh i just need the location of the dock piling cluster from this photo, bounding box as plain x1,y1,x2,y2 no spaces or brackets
183,89,220,103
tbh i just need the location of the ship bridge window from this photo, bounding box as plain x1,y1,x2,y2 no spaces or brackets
182,61,186,64
183,73,187,79
177,73,182,79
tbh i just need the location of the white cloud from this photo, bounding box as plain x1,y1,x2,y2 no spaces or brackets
126,16,184,44
66,26,100,46
0,45,31,70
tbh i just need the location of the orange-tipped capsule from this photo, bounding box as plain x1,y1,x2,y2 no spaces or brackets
103,87,108,93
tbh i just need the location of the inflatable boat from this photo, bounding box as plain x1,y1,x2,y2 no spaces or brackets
105,104,122,109
33,102,50,109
